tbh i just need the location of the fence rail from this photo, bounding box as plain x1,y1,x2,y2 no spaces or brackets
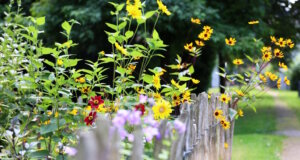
76,92,235,160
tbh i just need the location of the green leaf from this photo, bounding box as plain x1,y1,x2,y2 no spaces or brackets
145,11,157,19
36,17,45,25
125,31,134,39
64,59,80,68
118,21,127,30
29,150,49,158
116,3,125,11
244,54,254,63
116,67,126,76
108,36,116,44
41,47,55,55
44,60,54,67
106,23,118,31
152,29,160,40
62,21,71,35
188,65,194,74
179,76,191,81
143,74,153,84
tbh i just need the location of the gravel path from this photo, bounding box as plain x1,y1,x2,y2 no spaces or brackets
270,91,300,160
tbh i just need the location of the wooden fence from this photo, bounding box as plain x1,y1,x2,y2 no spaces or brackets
76,92,236,160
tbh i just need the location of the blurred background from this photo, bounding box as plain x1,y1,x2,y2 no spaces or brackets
1,0,300,159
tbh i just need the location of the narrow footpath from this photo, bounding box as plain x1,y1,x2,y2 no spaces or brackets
270,91,300,160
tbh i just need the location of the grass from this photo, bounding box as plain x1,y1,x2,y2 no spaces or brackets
276,90,300,122
232,93,284,160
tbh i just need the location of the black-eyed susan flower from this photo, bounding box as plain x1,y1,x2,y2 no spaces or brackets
238,109,244,117
269,73,278,81
261,46,271,53
195,40,205,47
198,31,211,41
57,59,63,66
172,94,181,106
191,18,201,24
274,49,284,58
191,78,200,84
270,36,277,43
76,77,86,84
182,91,191,103
265,71,272,77
80,86,91,94
222,120,230,130
279,62,288,71
214,109,223,119
259,74,267,83
225,37,236,46
262,51,272,62
233,59,244,65
286,39,294,48
152,99,172,120
115,43,128,55
157,0,171,16
203,26,213,34
153,74,161,90
275,38,286,48
248,20,259,25
277,78,281,89
284,76,290,86
219,94,231,104
184,43,195,52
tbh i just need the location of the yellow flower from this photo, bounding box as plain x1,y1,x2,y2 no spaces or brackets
214,109,223,119
265,71,272,77
96,104,107,113
128,64,136,74
184,43,195,52
224,142,229,149
235,89,245,97
219,94,231,104
198,31,211,41
275,38,286,48
44,120,51,125
157,0,171,16
115,43,128,56
248,20,259,25
195,40,205,47
57,59,63,66
153,74,161,90
262,51,272,62
69,109,78,116
238,109,244,117
222,120,230,130
279,62,288,71
99,51,105,55
269,74,278,81
191,18,201,24
225,37,236,46
274,49,284,58
126,0,142,19
182,91,191,103
191,78,200,84
46,111,53,116
172,94,181,106
233,59,244,65
277,78,281,89
85,105,92,111
261,46,271,53
154,92,162,100
152,99,172,120
259,74,267,83
203,26,213,34
208,92,211,99
270,36,277,43
55,111,59,118
286,39,294,48
80,86,91,94
284,76,290,86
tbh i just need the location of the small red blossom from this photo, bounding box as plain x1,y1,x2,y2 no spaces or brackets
84,111,97,126
135,104,145,115
88,96,104,109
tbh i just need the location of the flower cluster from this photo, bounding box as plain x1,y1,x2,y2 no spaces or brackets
214,109,231,130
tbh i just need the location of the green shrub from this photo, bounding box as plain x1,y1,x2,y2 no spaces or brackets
291,64,300,90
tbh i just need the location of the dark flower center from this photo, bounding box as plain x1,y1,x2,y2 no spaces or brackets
215,112,219,116
94,100,99,105
89,116,93,120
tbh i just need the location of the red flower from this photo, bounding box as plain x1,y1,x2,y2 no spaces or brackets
84,111,97,126
135,104,145,115
88,96,104,109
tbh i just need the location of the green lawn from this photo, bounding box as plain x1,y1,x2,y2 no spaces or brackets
276,90,300,122
232,93,284,160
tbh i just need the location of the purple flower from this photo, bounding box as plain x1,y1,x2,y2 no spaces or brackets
174,120,186,134
127,134,134,142
117,110,129,118
127,110,141,125
112,115,126,128
147,98,156,107
144,115,159,127
139,94,148,104
118,127,128,140
143,126,159,142
64,146,77,156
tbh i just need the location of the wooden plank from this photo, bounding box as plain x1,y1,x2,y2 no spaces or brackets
130,125,144,160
